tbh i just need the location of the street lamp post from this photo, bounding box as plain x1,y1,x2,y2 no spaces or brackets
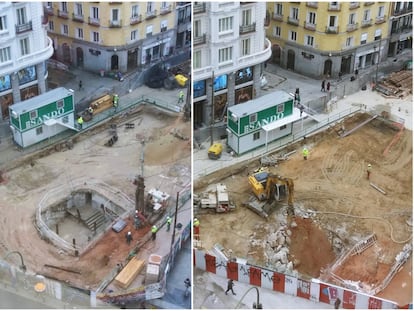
234,286,263,309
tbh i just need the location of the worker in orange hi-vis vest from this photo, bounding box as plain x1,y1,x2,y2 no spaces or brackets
193,218,200,240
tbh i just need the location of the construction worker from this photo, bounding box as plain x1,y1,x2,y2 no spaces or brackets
367,163,372,180
178,90,184,103
126,231,132,245
302,147,309,160
77,116,83,129
113,94,119,111
151,225,158,240
166,216,172,232
193,218,200,240
225,279,236,295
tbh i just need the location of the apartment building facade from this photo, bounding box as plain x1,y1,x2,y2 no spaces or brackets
45,2,187,74
193,2,271,131
388,1,413,56
0,2,53,120
266,2,399,79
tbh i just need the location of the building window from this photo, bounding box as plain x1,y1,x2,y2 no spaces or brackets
273,26,281,37
161,2,168,9
147,2,154,13
329,15,337,27
56,99,64,109
131,30,137,41
76,28,83,39
363,9,370,21
75,3,83,16
280,125,287,130
20,38,29,55
346,36,353,47
289,30,297,41
36,127,43,135
92,31,99,43
160,20,167,32
16,7,27,25
349,13,356,24
253,132,260,141
146,24,153,36
61,2,68,13
131,4,139,17
275,3,283,15
360,33,367,44
219,16,233,33
291,7,299,20
29,110,38,120
0,15,7,31
305,35,314,47
308,12,316,24
194,50,201,69
194,19,201,37
48,21,54,31
61,24,68,35
91,7,99,19
374,29,382,41
112,9,120,23
0,47,11,63
249,113,257,123
62,115,69,124
241,38,250,56
277,103,285,113
378,6,384,17
218,47,233,63
242,9,252,26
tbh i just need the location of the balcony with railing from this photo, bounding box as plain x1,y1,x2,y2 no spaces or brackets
193,3,206,14
72,13,84,22
328,3,341,11
361,19,373,27
45,5,54,16
375,15,386,24
346,22,358,32
160,4,172,15
306,2,318,8
364,2,374,6
325,25,338,34
88,17,100,26
272,12,283,21
15,21,32,34
109,19,122,28
240,2,255,5
57,9,69,19
193,33,206,46
11,37,54,73
304,21,316,31
393,7,411,16
287,16,299,26
145,10,157,20
349,2,360,9
130,14,142,25
239,23,256,34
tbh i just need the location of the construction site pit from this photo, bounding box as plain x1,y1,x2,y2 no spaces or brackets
36,179,134,256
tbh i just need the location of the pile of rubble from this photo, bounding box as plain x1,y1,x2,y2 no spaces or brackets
376,70,412,98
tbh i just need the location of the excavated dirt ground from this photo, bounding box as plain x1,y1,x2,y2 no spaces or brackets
0,105,191,290
194,113,412,306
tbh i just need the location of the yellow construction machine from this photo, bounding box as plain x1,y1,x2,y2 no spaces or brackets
246,168,294,218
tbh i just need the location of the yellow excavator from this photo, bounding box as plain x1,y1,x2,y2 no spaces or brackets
246,168,294,218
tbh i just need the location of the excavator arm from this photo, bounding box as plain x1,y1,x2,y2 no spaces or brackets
265,175,294,206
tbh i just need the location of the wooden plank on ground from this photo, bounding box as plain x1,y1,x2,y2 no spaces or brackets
114,257,145,289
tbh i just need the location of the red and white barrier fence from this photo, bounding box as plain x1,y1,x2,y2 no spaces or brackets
194,249,410,309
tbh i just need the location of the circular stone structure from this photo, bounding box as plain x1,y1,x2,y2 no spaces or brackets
36,179,134,256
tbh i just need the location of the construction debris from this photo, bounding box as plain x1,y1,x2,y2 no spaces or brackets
375,70,412,98
370,182,387,195
260,150,296,167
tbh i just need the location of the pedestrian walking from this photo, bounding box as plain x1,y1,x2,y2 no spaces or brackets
166,216,172,231
334,298,341,309
302,147,309,160
367,163,372,180
321,80,326,92
126,231,132,245
184,278,191,297
225,279,236,295
78,80,82,91
178,90,184,103
77,116,84,130
193,218,200,240
327,81,331,92
151,225,158,240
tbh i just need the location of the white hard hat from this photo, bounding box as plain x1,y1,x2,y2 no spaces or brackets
194,218,198,221
368,164,372,167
